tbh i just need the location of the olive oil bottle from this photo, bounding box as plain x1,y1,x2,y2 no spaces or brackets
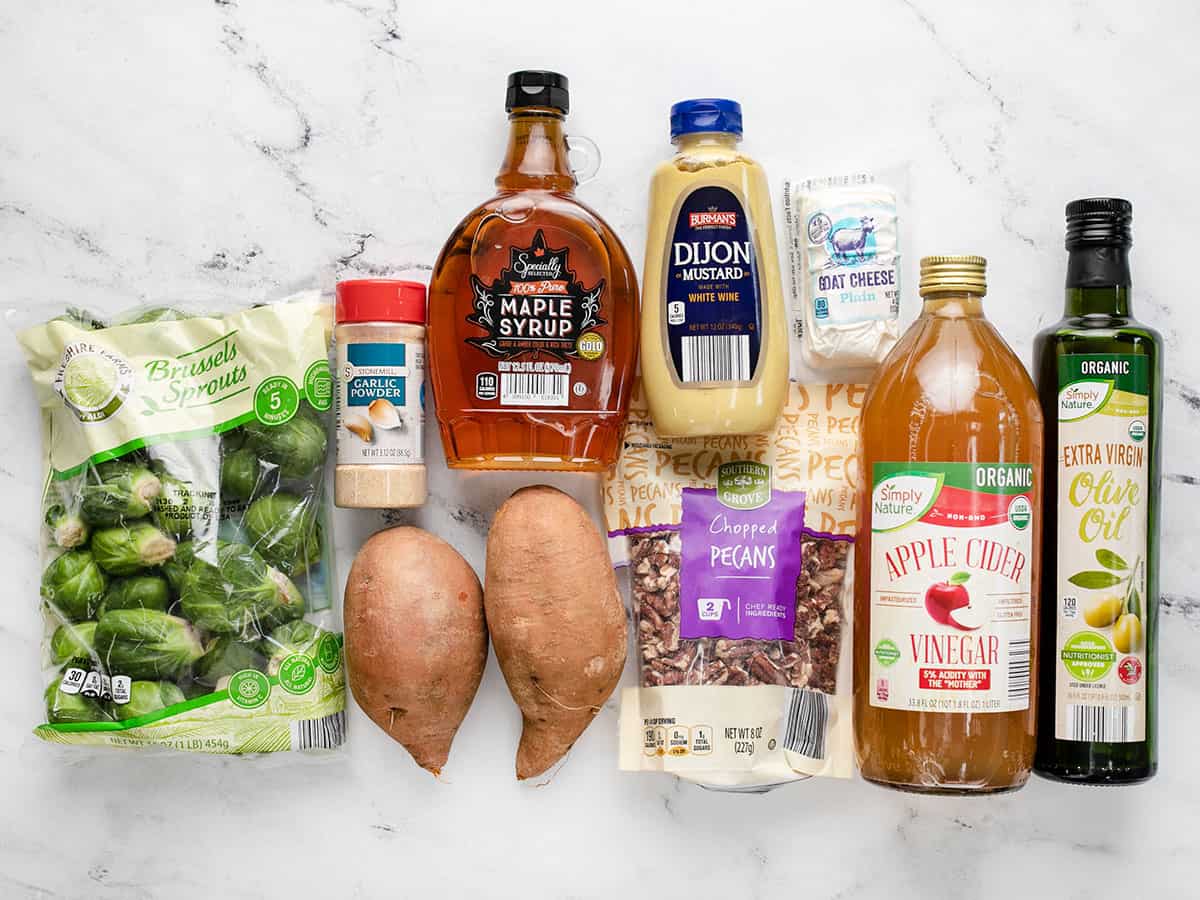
1034,199,1161,784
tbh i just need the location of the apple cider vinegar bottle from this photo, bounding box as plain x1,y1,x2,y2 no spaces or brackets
853,256,1044,794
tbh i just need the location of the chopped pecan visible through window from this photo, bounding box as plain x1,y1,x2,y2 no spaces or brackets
630,532,846,693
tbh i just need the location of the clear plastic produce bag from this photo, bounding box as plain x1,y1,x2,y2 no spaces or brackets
16,294,346,754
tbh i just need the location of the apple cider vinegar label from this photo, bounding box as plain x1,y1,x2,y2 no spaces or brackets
868,462,1035,713
1054,355,1149,742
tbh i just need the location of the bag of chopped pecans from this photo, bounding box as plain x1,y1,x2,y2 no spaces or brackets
604,381,863,789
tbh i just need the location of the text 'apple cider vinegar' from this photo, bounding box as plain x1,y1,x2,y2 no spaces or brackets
853,255,1044,794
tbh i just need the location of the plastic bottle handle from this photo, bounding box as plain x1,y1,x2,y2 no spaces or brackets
566,134,601,186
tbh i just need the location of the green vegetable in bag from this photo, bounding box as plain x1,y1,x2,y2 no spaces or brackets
243,493,321,575
79,461,162,526
162,539,195,594
153,471,198,538
45,677,111,724
113,681,187,721
116,306,192,325
50,621,99,664
259,620,329,674
41,550,108,620
95,609,205,680
91,522,177,575
99,574,171,615
44,502,89,549
180,541,304,637
220,447,262,502
195,636,267,687
244,411,326,481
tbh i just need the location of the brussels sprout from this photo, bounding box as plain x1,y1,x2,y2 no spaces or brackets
153,472,199,538
44,502,89,549
115,306,192,325
51,308,107,331
50,621,99,664
220,447,262,502
41,550,108,620
162,539,196,594
79,461,162,526
179,541,302,638
99,574,171,616
112,680,186,721
243,493,321,575
95,609,205,680
91,522,177,575
195,636,267,686
259,620,327,674
243,412,327,481
44,677,111,724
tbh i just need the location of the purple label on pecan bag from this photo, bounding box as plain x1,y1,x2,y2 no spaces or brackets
679,472,807,641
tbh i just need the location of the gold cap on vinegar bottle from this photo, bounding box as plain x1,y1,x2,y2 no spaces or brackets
919,255,987,297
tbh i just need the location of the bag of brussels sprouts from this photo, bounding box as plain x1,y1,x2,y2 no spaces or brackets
17,293,346,754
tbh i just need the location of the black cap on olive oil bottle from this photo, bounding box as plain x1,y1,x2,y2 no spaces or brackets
1033,199,1162,784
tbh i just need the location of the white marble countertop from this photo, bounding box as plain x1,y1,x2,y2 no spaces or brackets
2,1,1196,897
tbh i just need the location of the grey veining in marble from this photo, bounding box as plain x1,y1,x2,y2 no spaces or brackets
1,1,1197,897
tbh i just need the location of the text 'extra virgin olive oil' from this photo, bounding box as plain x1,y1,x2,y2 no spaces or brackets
1034,199,1162,784
854,256,1044,795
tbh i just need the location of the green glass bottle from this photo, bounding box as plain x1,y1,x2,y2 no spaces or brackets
1034,198,1161,783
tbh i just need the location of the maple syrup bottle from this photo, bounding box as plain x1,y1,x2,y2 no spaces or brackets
428,71,639,471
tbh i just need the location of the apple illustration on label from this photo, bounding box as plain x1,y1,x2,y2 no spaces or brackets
924,572,983,630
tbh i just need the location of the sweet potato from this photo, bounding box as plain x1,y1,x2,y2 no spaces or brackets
485,486,627,779
344,526,487,775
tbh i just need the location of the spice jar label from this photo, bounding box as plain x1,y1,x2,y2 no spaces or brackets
336,341,424,465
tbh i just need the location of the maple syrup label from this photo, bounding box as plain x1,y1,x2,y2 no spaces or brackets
1053,354,1149,743
466,229,606,408
662,185,763,387
868,462,1035,714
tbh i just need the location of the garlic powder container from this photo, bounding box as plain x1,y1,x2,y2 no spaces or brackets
783,174,901,371
334,279,427,508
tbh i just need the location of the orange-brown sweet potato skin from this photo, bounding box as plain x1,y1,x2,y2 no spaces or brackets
484,486,628,779
344,526,487,775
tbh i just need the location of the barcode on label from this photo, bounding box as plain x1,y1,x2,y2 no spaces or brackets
1067,704,1134,742
781,688,829,760
500,372,569,407
1008,639,1030,706
290,710,346,750
680,334,751,383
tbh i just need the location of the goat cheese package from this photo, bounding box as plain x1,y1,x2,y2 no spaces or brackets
604,380,862,790
783,174,901,371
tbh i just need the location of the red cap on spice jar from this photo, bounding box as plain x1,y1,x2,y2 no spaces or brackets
335,279,427,324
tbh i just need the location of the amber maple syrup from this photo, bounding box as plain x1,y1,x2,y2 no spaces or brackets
428,71,638,471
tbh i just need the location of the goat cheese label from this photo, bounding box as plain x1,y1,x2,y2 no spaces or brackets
804,196,899,326
868,462,1035,714
1053,354,1149,743
662,184,763,387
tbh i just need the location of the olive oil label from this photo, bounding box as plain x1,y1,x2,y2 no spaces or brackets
869,462,1035,713
662,185,763,387
335,341,424,466
466,228,606,408
1054,354,1149,742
